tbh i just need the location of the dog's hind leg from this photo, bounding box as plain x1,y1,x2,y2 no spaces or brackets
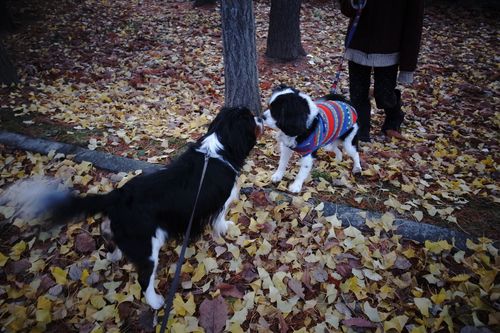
343,124,362,174
345,142,361,174
107,245,123,263
325,140,343,162
136,259,162,309
271,142,293,182
121,228,167,310
212,183,237,238
101,218,123,262
289,154,314,193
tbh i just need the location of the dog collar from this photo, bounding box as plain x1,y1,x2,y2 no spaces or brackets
292,101,357,156
198,152,238,174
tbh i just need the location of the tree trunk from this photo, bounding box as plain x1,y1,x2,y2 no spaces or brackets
0,0,16,31
0,39,19,85
193,0,217,8
265,0,306,61
220,0,261,116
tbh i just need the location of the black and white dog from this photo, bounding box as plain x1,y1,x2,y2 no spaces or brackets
262,85,361,193
18,106,262,309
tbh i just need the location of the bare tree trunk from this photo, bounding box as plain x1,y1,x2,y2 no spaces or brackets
265,0,306,61
220,0,261,116
193,0,217,7
0,39,19,85
0,0,16,31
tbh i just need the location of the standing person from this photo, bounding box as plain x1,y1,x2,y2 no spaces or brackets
339,0,424,143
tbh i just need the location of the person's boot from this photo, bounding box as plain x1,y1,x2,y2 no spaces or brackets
355,102,372,143
381,89,404,134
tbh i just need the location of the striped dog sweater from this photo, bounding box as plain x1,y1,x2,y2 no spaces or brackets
292,101,357,156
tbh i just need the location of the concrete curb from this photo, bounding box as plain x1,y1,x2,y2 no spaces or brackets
240,188,482,252
0,130,162,174
0,130,492,251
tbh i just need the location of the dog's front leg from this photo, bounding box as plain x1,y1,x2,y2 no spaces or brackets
212,183,238,238
289,154,314,193
271,142,293,182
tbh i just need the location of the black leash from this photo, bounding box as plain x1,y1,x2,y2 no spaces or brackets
331,0,364,94
159,154,209,333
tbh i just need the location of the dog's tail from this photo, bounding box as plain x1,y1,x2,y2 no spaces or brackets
315,93,351,105
49,190,118,224
0,177,118,225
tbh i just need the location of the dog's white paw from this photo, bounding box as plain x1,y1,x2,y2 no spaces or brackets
146,292,165,310
352,166,362,174
289,182,303,193
106,248,122,263
271,172,284,182
213,220,234,238
336,154,343,163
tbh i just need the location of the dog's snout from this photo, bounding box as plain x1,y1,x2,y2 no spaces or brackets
261,114,267,121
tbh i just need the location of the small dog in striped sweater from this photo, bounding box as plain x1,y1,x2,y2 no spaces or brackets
262,84,361,193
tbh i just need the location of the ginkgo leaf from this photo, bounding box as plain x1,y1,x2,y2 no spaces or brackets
110,293,133,304
414,297,432,317
383,315,409,333
413,211,424,221
173,293,196,316
92,305,117,322
129,282,142,300
425,240,453,253
91,295,107,309
192,262,206,282
36,309,52,324
0,253,9,267
363,269,382,281
227,322,245,333
230,308,248,325
10,241,26,260
37,296,51,311
52,267,67,285
268,286,282,302
340,276,359,293
448,274,471,282
80,269,90,287
255,239,272,255
363,302,383,322
203,257,221,273
93,258,111,271
430,289,446,305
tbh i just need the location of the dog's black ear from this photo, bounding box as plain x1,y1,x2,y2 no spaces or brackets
274,95,309,137
214,106,258,170
218,107,257,151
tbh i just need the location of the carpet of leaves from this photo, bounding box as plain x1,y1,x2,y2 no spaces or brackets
0,147,499,332
0,0,499,332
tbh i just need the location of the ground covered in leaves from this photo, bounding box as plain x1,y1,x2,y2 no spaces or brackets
0,147,499,332
0,0,499,332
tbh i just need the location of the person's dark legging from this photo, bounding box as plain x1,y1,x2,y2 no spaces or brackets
348,61,403,142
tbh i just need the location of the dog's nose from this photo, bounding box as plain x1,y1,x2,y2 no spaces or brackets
261,114,267,121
